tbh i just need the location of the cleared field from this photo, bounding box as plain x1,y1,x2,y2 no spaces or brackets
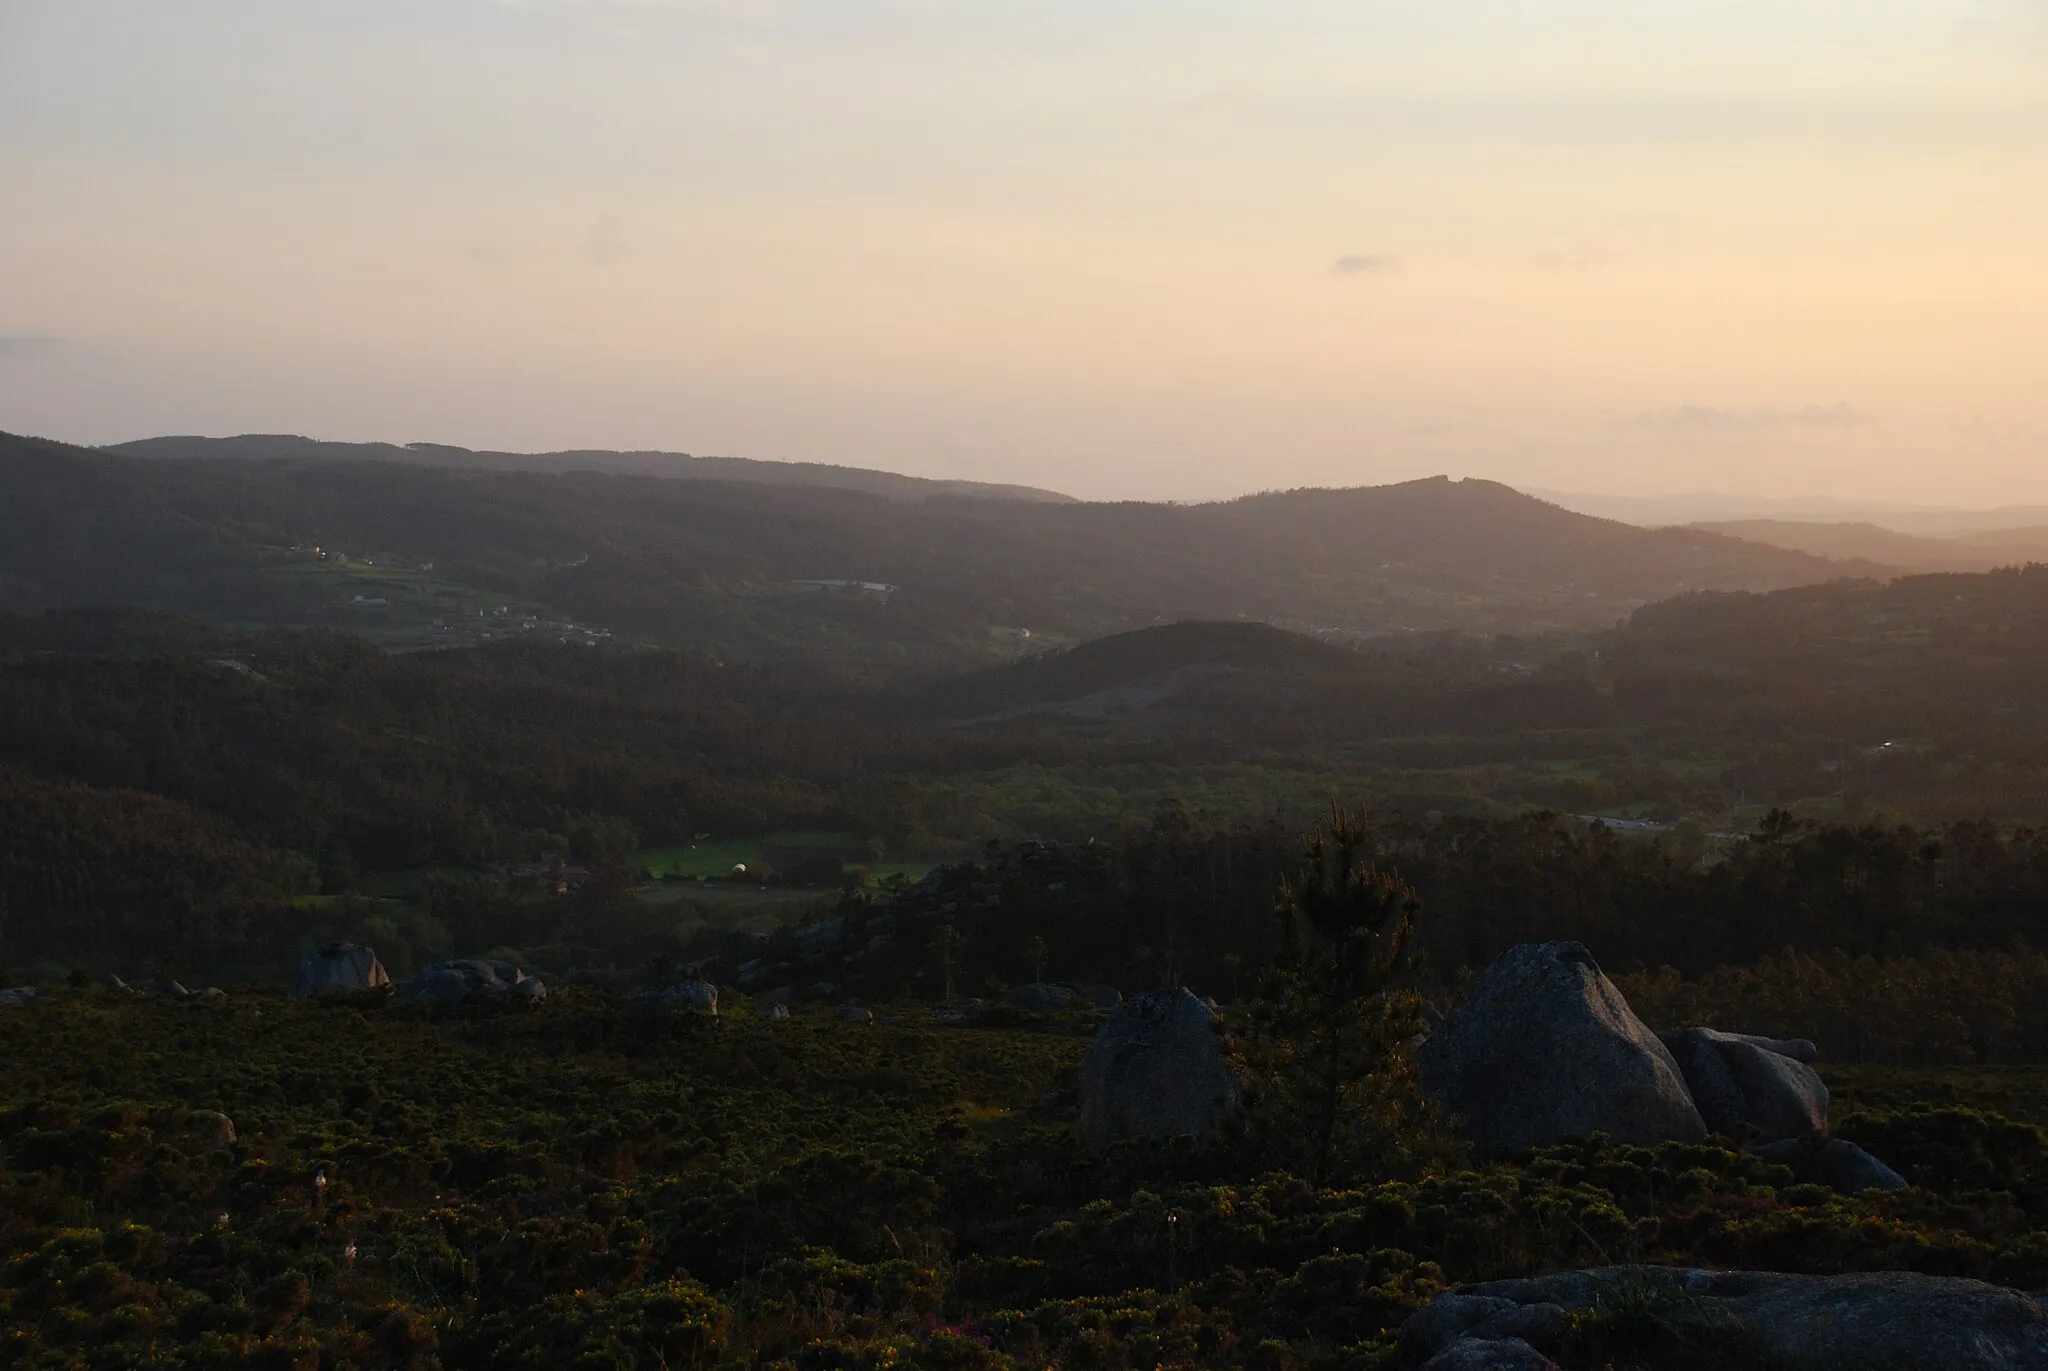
635,833,935,885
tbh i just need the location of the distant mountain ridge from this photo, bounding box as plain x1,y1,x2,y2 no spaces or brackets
1690,519,2048,574
1528,485,2048,537
106,433,1079,505
3,430,1887,677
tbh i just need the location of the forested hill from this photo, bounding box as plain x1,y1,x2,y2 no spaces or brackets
3,430,1873,677
107,433,1078,505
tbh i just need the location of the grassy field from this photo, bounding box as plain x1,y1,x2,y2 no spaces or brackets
635,833,935,885
245,559,562,651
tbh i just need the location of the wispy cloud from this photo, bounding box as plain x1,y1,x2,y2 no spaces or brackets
1332,253,1399,276
0,333,63,360
1621,403,1871,433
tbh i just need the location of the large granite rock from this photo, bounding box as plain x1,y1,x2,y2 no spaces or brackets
1419,942,1706,1152
1402,1267,2048,1370
1663,1027,1828,1139
1751,1136,1909,1192
396,959,540,1004
1007,982,1077,1012
632,980,718,1019
290,942,391,998
1078,987,1240,1147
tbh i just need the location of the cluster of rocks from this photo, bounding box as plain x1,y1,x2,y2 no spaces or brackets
395,958,546,1004
1068,941,1905,1194
1415,940,1904,1189
3,977,237,1004
288,943,546,1006
1402,1266,2048,1370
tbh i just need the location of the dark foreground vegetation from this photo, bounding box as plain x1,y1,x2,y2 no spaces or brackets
8,991,2048,1371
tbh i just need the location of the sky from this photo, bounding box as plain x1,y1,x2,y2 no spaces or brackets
2,0,2045,504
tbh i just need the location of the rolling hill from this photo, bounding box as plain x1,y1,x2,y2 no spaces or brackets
107,433,1078,505
2,429,1882,678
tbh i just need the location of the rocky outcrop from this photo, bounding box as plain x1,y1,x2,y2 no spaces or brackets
0,986,38,1006
184,1110,238,1149
632,980,718,1019
1402,1266,2048,1370
1078,987,1240,1147
1419,942,1706,1152
1088,984,1123,1010
1418,1338,1555,1371
291,943,392,998
840,1004,874,1024
1007,983,1077,1011
1663,1027,1828,1139
1751,1136,1909,1192
396,959,541,1004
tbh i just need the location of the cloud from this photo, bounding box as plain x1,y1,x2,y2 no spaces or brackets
1621,403,1872,434
1332,253,1399,276
0,333,62,360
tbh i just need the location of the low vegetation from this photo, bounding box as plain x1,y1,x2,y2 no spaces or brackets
6,990,2048,1370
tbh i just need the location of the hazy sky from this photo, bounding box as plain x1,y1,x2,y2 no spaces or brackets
3,0,2045,503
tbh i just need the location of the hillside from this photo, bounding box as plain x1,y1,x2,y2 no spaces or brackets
925,620,1398,727
921,620,1610,743
1605,565,2048,817
108,433,1079,505
2,431,1875,678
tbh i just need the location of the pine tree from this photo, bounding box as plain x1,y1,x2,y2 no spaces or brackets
1245,807,1430,1186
